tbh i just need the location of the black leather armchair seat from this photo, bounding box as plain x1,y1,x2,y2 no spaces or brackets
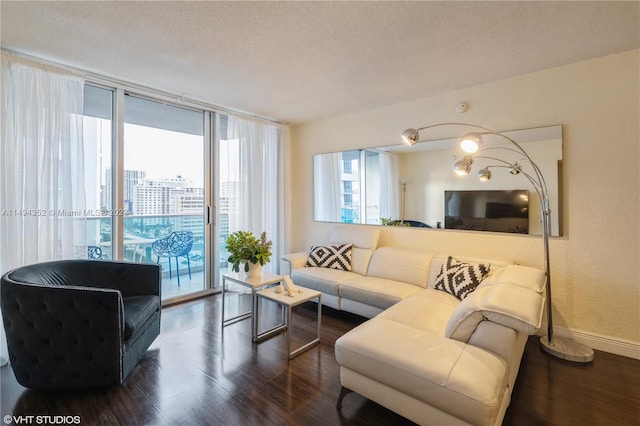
1,259,161,390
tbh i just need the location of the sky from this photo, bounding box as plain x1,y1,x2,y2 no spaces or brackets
124,124,204,184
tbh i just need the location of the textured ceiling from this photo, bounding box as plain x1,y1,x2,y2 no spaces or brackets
1,1,639,124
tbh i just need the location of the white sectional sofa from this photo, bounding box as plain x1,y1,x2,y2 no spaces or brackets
281,225,546,425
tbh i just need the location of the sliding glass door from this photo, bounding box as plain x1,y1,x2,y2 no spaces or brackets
84,86,214,302
123,95,207,300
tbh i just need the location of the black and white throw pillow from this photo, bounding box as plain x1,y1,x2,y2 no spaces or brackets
306,244,353,271
434,256,490,300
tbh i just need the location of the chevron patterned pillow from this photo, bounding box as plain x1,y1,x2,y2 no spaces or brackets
435,256,491,300
306,244,353,271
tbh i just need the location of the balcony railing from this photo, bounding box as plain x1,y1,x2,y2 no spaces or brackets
87,213,228,267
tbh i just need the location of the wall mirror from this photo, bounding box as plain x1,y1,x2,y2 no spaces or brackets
313,125,562,237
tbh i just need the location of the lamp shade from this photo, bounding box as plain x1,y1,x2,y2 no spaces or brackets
460,133,483,153
477,167,492,181
401,128,419,145
453,157,473,175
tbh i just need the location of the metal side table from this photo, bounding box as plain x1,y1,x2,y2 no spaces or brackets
221,271,283,341
255,287,322,359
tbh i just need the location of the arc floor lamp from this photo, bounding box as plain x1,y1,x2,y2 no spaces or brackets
402,123,594,363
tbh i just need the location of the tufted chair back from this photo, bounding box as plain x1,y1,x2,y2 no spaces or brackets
1,260,161,390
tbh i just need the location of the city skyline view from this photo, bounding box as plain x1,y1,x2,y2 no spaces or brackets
86,115,242,214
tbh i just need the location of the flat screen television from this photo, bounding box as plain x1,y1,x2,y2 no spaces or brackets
444,190,529,234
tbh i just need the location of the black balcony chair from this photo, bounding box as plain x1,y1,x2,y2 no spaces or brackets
0,259,161,390
152,231,193,286
87,245,103,259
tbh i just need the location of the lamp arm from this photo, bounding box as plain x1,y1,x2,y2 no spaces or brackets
472,156,545,200
477,145,527,159
415,122,496,134
483,133,553,202
479,132,532,160
471,155,516,166
518,170,546,202
530,160,552,208
475,135,552,208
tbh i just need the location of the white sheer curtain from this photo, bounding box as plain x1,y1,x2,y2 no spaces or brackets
313,152,342,222
0,52,86,273
378,152,400,220
226,115,286,273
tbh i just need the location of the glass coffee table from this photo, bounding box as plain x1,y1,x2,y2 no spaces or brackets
255,287,322,359
221,271,284,342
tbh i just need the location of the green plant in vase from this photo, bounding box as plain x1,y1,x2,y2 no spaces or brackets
380,218,411,227
226,230,272,273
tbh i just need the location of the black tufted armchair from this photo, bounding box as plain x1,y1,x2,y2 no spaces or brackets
0,259,161,390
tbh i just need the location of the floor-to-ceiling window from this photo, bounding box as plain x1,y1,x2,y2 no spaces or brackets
123,95,207,300
83,86,214,302
82,82,285,303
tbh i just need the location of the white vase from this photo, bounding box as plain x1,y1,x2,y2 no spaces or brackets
246,262,262,278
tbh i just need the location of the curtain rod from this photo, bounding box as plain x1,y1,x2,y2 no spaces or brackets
1,48,289,127
1,50,84,79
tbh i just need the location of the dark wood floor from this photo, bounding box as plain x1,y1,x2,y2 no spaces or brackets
2,293,639,426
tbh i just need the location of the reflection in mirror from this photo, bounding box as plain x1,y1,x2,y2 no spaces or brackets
313,125,562,237
314,150,361,222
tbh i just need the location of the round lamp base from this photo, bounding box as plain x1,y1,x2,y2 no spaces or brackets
540,336,594,363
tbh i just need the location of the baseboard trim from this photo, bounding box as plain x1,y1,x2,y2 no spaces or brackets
537,325,640,360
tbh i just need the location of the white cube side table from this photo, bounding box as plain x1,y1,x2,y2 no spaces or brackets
221,271,284,342
255,287,322,359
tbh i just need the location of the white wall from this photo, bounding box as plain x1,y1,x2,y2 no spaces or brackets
289,50,640,357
